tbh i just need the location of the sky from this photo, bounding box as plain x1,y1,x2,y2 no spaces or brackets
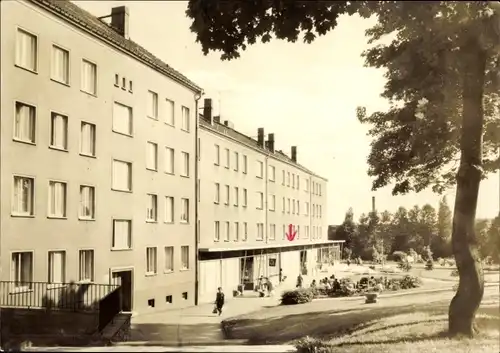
74,1,498,224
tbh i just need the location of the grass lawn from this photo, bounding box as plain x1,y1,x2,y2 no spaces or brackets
223,286,499,353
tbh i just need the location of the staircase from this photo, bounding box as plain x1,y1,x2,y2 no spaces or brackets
94,312,132,345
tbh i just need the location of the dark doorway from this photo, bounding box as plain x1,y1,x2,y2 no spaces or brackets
111,270,133,312
240,257,254,290
300,250,308,275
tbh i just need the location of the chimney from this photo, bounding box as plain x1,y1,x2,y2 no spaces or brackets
111,6,130,39
268,133,275,153
213,115,220,124
257,128,265,148
291,146,297,162
372,196,376,213
203,98,212,124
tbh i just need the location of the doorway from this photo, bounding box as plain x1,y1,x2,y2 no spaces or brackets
240,257,254,290
111,269,133,312
300,250,308,275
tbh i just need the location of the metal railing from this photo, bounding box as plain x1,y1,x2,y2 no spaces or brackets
0,281,119,312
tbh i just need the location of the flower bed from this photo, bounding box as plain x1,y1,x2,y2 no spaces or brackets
312,275,422,299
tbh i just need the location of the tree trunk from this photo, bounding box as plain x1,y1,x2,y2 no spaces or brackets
448,39,487,337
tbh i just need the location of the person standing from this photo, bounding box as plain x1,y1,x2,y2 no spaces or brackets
296,274,303,288
214,287,225,316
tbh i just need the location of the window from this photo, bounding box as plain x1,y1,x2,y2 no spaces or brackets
269,224,276,240
165,99,175,125
305,202,309,215
287,198,291,214
287,172,290,186
147,91,158,119
297,176,300,190
11,252,33,291
282,225,286,240
306,179,310,192
80,122,96,156
282,170,285,185
51,45,69,84
50,112,68,150
48,251,66,284
112,220,132,250
182,292,188,300
257,192,264,209
234,222,239,241
15,28,37,72
305,226,310,238
146,247,157,275
164,196,174,223
319,184,322,196
256,223,264,240
181,198,189,223
79,250,94,282
112,160,132,191
181,246,189,270
146,142,158,171
312,204,316,217
297,201,300,215
12,176,34,216
48,181,67,218
166,295,173,304
292,174,295,188
234,152,239,171
282,197,286,213
242,188,248,207
129,80,133,93
292,199,296,214
269,194,275,211
243,222,248,241
181,106,190,131
214,221,220,241
224,148,230,168
224,221,230,241
256,161,263,178
81,59,97,95
164,147,175,174
234,187,239,206
164,246,174,272
181,152,190,177
146,194,158,222
114,74,119,86
214,183,220,204
224,185,230,205
121,77,126,89
79,185,95,220
269,165,275,181
242,155,248,174
14,102,36,143
112,102,133,135
214,144,220,165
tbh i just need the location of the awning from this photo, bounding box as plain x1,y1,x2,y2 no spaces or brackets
198,240,345,253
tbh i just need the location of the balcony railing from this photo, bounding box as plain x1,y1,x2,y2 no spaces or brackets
0,281,119,312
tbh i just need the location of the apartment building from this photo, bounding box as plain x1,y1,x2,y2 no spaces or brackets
197,99,340,303
0,0,201,313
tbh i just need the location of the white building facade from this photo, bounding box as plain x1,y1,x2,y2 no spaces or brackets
196,99,340,303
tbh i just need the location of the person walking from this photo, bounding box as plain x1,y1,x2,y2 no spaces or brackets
214,287,225,316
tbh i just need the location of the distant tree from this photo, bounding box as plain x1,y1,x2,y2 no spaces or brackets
187,0,500,336
475,219,491,260
420,204,439,251
486,217,500,264
434,196,453,258
378,210,394,255
334,208,358,249
390,207,411,252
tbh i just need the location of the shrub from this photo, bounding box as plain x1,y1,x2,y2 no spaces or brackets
295,336,330,353
450,269,459,277
446,258,456,267
392,251,407,262
400,275,422,289
398,261,412,272
425,259,434,270
281,288,314,305
437,257,445,266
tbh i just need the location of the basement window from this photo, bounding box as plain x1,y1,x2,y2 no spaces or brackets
121,77,126,90
147,298,155,308
166,295,173,304
182,292,188,300
128,80,133,93
114,74,119,87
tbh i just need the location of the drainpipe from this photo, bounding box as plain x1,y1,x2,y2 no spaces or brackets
194,90,203,306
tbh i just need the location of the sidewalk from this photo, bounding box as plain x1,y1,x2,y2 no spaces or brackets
26,345,297,352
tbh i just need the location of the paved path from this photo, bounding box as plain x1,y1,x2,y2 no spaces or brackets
26,345,297,352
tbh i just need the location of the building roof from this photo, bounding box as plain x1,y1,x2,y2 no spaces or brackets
28,0,202,93
199,116,328,181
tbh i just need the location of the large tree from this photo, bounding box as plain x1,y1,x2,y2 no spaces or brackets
187,1,500,336
334,207,358,249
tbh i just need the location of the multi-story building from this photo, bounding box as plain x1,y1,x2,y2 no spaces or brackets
1,0,202,313
197,99,341,303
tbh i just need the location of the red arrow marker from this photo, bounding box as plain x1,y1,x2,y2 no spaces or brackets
286,224,297,241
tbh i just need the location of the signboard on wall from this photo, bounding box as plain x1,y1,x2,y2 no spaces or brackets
269,258,276,267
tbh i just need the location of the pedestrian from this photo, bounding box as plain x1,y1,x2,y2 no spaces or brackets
266,278,275,297
214,287,225,316
296,274,303,288
279,268,283,283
